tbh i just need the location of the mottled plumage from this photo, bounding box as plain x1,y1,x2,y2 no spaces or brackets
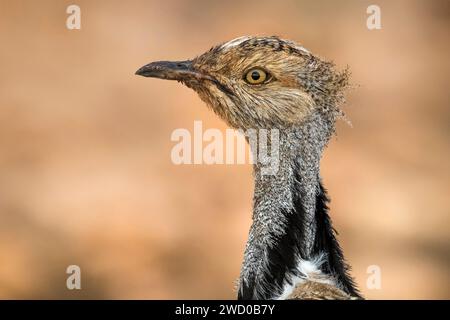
136,36,360,300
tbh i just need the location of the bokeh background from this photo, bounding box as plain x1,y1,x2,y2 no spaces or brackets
0,0,448,299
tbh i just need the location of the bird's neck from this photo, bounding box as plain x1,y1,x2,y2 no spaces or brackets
238,113,359,299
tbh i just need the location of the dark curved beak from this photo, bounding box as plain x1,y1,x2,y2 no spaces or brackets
135,60,199,81
135,59,234,96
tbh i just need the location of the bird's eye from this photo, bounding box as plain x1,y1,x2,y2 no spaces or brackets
245,68,269,84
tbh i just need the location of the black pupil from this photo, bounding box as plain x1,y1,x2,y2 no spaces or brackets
251,71,261,81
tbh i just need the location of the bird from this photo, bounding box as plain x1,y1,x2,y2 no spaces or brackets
136,36,361,300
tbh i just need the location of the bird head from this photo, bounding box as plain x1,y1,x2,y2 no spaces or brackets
136,36,349,130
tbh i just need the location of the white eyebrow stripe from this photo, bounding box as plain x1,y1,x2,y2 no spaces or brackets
220,36,251,50
221,37,310,55
294,44,310,53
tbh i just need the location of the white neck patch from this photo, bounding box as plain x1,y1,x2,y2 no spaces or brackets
276,253,336,300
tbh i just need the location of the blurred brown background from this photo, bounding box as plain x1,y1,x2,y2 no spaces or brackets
0,0,449,299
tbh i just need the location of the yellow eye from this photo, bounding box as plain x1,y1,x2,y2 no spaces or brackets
245,68,268,84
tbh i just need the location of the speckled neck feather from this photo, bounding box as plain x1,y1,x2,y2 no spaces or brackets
237,111,360,300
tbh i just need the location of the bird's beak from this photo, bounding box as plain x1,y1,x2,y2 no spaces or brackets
135,60,201,81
